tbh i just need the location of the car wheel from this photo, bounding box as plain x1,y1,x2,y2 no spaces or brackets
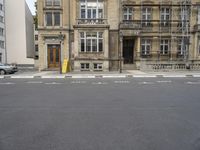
0,70,6,75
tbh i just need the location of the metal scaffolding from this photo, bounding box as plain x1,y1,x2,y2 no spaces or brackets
138,0,192,62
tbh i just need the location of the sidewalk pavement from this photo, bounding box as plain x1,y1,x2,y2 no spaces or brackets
1,69,200,79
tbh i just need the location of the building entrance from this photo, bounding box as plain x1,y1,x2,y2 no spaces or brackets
123,39,134,64
47,45,60,68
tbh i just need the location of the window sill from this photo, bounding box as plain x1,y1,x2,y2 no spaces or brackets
79,52,104,54
160,53,170,56
43,6,62,10
141,54,151,58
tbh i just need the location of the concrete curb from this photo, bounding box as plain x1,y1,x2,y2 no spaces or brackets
1,74,200,79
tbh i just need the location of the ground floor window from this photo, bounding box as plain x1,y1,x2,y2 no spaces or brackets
198,38,200,55
93,63,103,71
80,32,103,52
141,39,151,56
160,39,170,55
80,63,90,71
178,38,188,56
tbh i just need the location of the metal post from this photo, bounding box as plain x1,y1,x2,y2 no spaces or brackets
58,32,65,74
119,32,123,73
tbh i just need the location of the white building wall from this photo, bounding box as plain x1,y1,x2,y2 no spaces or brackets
0,0,6,63
5,0,34,65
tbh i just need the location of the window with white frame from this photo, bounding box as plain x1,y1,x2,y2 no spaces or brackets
179,7,190,29
123,7,133,20
142,7,152,27
0,41,4,49
81,63,90,70
160,39,170,55
141,39,151,55
160,8,170,27
80,0,103,19
93,63,103,70
46,0,61,6
80,32,103,52
198,38,200,55
198,7,200,24
0,16,4,23
178,38,188,55
0,28,4,36
45,12,61,26
0,4,3,11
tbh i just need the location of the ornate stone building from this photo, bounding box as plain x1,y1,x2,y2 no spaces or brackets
37,0,200,71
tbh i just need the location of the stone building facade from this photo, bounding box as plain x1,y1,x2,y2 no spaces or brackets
0,0,5,63
37,0,200,71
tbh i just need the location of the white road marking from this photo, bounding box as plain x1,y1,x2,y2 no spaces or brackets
114,81,130,84
157,80,172,83
186,81,200,85
71,81,86,84
26,81,43,84
45,82,63,85
138,82,154,85
0,82,16,85
193,75,200,78
92,82,108,85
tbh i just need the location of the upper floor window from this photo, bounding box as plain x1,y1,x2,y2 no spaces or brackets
45,12,61,26
80,32,103,52
198,7,200,24
46,0,61,7
0,28,4,36
0,16,4,23
35,35,38,41
0,40,4,49
35,44,39,52
178,8,190,31
0,4,3,11
80,0,103,19
142,7,152,27
123,7,133,20
160,8,170,27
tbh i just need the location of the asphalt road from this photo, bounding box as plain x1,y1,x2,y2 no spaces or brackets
0,78,200,150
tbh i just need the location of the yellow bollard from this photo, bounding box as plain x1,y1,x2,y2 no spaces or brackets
62,59,69,74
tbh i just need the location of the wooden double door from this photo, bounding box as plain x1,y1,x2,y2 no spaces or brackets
48,45,60,68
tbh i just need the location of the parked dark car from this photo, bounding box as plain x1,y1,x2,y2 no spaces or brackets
0,64,18,75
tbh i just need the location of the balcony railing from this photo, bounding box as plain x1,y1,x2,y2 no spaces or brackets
120,20,141,29
77,19,107,25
